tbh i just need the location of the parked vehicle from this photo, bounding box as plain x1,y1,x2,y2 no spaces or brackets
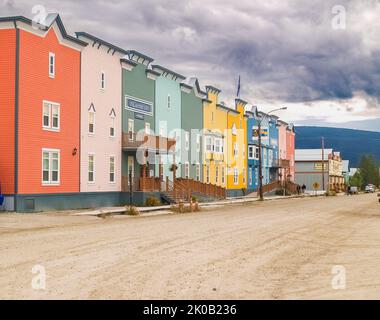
0,183,4,206
365,185,376,193
349,186,359,195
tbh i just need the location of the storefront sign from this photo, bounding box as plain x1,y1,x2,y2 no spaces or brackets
125,96,153,116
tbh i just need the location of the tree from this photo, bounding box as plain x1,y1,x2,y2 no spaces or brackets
358,154,380,187
349,171,364,188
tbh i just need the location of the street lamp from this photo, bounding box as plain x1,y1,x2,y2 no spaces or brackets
257,107,287,201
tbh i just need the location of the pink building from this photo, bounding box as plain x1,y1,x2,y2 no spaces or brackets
278,120,295,182
286,124,295,182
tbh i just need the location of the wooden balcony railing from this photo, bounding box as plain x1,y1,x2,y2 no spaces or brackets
122,133,176,152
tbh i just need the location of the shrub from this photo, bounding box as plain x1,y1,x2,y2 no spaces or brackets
124,206,140,216
145,196,161,207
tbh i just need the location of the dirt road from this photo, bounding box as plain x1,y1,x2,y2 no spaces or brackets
1,194,379,299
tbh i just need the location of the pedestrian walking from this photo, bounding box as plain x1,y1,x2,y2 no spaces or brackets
297,184,301,195
302,184,306,194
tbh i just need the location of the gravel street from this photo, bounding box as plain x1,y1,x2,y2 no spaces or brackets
1,194,379,300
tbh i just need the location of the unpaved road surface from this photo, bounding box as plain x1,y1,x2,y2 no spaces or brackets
1,194,379,299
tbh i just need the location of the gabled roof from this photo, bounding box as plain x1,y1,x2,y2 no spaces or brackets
0,14,87,47
206,85,221,94
126,50,154,65
151,65,186,81
75,32,128,55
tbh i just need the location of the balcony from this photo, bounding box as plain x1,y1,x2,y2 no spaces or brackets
122,133,176,153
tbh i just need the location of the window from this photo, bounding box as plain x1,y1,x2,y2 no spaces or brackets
196,134,201,152
101,71,106,90
128,119,134,141
233,142,238,158
167,95,171,110
185,131,190,151
215,165,219,184
89,112,95,134
42,149,60,185
232,123,237,135
215,139,222,153
196,163,200,181
110,117,115,137
255,168,259,185
49,52,55,78
88,154,95,183
205,137,212,152
145,122,151,134
249,168,253,185
255,147,260,160
234,168,238,185
248,146,254,159
206,165,210,183
109,156,115,183
185,162,190,179
42,101,60,131
221,166,225,185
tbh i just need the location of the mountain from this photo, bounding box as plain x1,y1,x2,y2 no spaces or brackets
295,127,380,167
295,118,380,132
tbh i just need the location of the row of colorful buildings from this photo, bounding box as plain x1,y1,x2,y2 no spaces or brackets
0,14,295,212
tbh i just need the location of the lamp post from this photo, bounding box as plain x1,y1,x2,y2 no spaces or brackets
257,107,287,201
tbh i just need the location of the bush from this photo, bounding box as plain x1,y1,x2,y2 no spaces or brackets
191,196,198,203
145,196,161,207
124,206,140,216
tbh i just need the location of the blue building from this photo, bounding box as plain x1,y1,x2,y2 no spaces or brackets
246,109,280,192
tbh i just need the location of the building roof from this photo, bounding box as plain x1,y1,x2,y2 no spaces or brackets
151,64,186,81
75,32,128,55
295,149,333,161
0,14,87,47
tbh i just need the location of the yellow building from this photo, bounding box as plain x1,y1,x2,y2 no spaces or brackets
226,99,248,196
202,86,228,187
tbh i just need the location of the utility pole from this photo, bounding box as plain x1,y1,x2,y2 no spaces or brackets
258,120,264,201
321,137,325,192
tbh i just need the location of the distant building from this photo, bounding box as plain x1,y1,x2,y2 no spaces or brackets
342,160,350,184
295,149,345,192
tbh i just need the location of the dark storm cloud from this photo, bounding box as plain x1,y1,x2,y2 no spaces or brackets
1,0,380,106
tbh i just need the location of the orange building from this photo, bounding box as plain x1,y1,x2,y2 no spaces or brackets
0,15,86,211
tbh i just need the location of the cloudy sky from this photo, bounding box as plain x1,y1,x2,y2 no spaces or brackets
2,0,380,131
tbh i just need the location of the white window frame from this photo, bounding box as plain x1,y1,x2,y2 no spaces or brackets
89,111,95,134
88,153,95,183
101,71,106,90
221,166,225,185
248,146,254,159
49,52,55,78
185,162,190,179
42,148,60,185
205,136,212,152
42,100,60,131
167,94,171,110
109,155,115,183
196,134,201,152
233,142,238,158
249,168,253,185
215,165,219,184
196,163,200,181
233,168,239,185
255,147,260,160
232,123,237,136
206,165,210,184
128,119,134,141
145,122,151,135
185,131,190,151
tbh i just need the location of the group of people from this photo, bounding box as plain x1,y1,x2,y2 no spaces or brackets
296,184,307,195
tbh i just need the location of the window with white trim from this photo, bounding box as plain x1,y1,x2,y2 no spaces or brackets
101,71,106,90
249,168,253,185
233,142,238,158
185,162,190,179
88,154,95,183
233,168,239,185
248,146,254,159
206,165,210,183
42,149,60,185
145,122,151,134
109,156,115,183
196,134,201,152
215,138,222,153
43,101,60,131
89,112,95,134
232,123,237,135
255,147,260,160
128,119,134,141
167,95,171,110
205,136,212,152
221,166,225,185
196,163,200,181
215,165,219,184
49,52,55,78
185,131,190,151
